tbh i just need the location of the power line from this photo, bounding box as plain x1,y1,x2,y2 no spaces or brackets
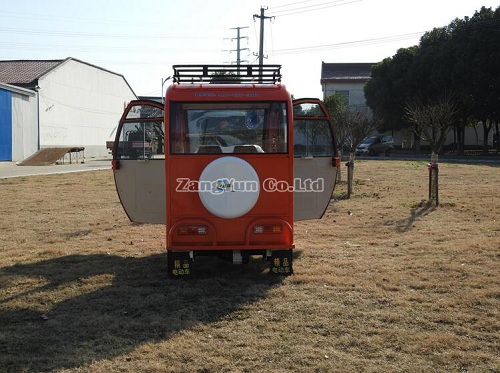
0,31,429,62
269,0,362,16
271,32,425,55
0,41,214,54
0,10,165,27
269,0,318,10
0,26,216,41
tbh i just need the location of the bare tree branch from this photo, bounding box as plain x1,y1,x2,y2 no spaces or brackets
405,94,458,156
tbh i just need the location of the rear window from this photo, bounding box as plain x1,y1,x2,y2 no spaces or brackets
169,102,288,154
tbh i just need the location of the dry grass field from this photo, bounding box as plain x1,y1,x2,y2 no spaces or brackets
0,160,498,373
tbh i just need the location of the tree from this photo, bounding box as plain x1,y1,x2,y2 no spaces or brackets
210,71,241,84
364,47,417,132
365,6,500,154
323,93,380,197
406,94,458,161
343,107,380,198
447,16,476,154
326,100,379,197
323,93,346,153
323,94,378,155
406,94,458,206
341,107,379,156
462,7,500,153
362,5,500,206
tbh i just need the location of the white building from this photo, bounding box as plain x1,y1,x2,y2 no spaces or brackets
321,62,374,111
0,58,137,161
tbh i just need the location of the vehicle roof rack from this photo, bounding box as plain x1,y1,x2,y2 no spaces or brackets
172,64,282,84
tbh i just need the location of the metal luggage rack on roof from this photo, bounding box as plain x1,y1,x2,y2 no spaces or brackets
172,64,282,84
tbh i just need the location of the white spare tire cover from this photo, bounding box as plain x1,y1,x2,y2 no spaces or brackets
198,157,260,219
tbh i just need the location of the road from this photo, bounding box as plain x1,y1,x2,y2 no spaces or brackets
352,152,500,165
1,154,498,180
0,158,112,179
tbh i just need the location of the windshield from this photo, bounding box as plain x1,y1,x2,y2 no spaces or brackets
170,102,288,154
361,137,377,145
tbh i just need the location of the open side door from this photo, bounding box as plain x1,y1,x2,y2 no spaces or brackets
293,98,339,221
112,100,166,224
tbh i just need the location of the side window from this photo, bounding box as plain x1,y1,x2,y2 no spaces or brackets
294,120,334,157
116,121,164,159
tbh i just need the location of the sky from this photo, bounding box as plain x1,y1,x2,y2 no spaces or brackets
0,0,498,99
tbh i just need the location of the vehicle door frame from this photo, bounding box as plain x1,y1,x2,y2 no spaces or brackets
292,98,339,221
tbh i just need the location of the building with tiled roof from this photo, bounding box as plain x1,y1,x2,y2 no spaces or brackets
0,57,137,161
0,60,63,87
320,62,375,109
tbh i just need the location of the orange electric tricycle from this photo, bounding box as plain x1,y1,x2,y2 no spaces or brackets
112,65,339,277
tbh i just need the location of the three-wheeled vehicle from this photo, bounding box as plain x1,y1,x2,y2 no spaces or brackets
112,65,339,277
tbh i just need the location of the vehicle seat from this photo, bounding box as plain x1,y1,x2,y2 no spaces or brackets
197,145,223,153
233,145,262,153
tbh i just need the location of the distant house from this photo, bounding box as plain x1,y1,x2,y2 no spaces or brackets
320,62,375,111
0,57,136,161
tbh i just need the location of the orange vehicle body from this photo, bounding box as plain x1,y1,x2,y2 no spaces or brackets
165,83,294,253
112,65,339,277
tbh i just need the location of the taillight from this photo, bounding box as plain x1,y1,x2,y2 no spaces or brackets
253,224,283,234
333,156,340,168
178,225,208,235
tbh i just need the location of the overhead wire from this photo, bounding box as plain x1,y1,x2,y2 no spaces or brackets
2,3,493,69
269,18,276,64
0,26,216,41
0,41,214,54
271,32,426,56
269,0,363,16
269,0,318,10
0,10,164,27
258,0,365,61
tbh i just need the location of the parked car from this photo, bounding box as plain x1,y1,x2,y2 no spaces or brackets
355,135,394,156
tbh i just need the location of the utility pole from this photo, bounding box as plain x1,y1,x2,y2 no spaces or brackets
253,6,273,81
230,26,249,68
